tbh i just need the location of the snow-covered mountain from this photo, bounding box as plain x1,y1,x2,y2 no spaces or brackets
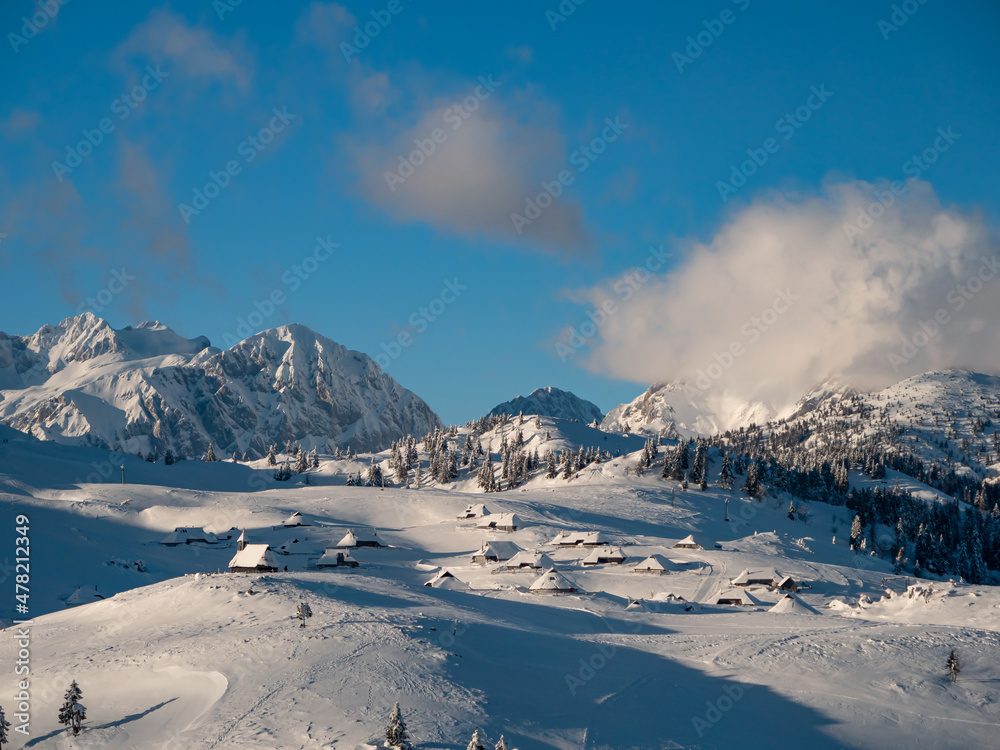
771,369,1000,486
488,386,603,424
600,381,741,439
0,314,442,457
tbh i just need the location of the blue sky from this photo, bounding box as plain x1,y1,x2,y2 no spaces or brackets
2,0,999,424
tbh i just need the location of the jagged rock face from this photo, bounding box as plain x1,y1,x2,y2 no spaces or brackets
488,386,603,424
0,315,442,458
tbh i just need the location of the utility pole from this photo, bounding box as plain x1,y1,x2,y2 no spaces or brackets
120,464,125,484
725,498,729,522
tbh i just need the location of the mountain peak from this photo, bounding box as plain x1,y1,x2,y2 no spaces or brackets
488,386,603,423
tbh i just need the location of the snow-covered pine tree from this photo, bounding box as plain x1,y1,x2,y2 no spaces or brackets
719,452,733,489
367,459,384,487
467,727,486,750
494,734,508,750
385,702,411,749
267,444,277,466
164,449,175,466
0,704,10,746
743,460,761,498
947,649,961,683
58,681,86,736
310,447,319,469
295,450,309,474
545,450,557,479
296,602,313,627
204,443,216,462
850,514,863,552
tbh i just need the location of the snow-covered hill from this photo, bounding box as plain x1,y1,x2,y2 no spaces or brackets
488,387,603,424
1,428,998,749
0,314,441,458
766,369,1000,487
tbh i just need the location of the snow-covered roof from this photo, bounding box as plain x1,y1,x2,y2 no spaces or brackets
473,541,522,561
731,568,783,586
529,567,578,593
632,554,672,572
160,527,218,545
713,588,761,606
672,534,702,549
548,530,608,546
458,503,490,518
476,513,520,529
768,594,819,614
581,547,626,564
229,543,278,571
283,511,306,526
498,550,554,570
334,528,383,547
316,549,357,567
424,570,469,590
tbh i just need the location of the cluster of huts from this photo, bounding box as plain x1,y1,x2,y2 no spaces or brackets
710,568,806,609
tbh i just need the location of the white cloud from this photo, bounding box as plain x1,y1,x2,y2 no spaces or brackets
570,180,1000,415
343,80,591,254
116,7,252,90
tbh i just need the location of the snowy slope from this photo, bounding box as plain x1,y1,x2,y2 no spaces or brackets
0,315,441,458
2,430,999,749
488,387,603,424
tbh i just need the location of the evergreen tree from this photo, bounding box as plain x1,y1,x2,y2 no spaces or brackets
545,450,557,479
743,460,761,498
850,514,863,552
164,449,175,466
719,452,733,489
267,444,277,466
58,681,86,736
204,443,217,462
274,461,292,482
494,735,509,750
295,450,309,474
947,649,961,683
0,705,10,746
467,727,486,750
385,703,411,749
296,602,313,627
310,447,320,469
367,459,384,487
